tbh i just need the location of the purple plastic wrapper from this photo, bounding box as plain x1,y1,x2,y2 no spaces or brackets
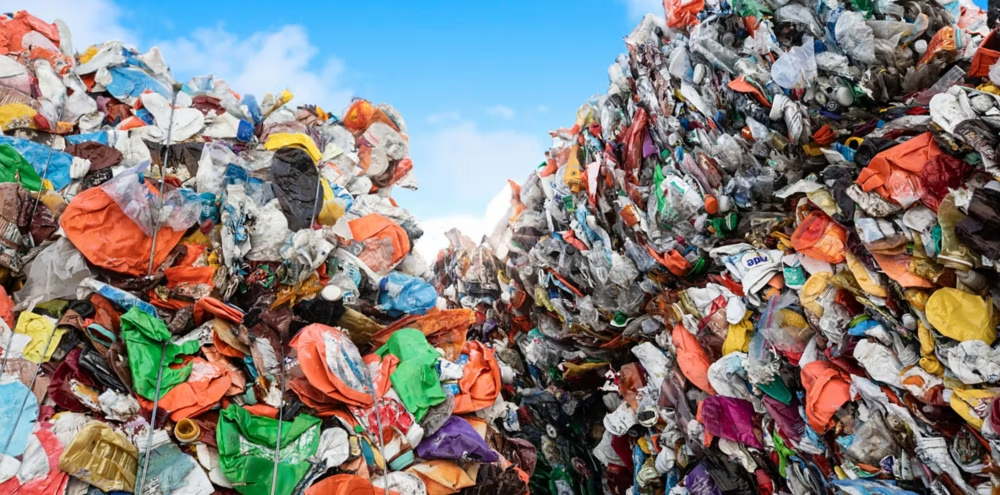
685,464,722,495
415,416,499,463
700,395,763,449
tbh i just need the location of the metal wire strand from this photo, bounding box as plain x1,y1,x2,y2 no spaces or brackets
136,86,181,494
146,88,181,277
270,344,286,495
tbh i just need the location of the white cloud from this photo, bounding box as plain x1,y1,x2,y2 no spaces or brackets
486,104,515,119
0,0,137,50
415,121,544,203
415,184,512,261
407,118,543,261
156,25,352,112
622,0,664,19
536,105,550,113
11,0,353,112
427,111,462,125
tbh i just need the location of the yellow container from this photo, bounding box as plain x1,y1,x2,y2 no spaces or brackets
174,418,202,444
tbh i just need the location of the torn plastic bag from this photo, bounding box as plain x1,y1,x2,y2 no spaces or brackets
57,420,138,493
377,329,447,421
856,132,941,208
99,163,201,238
121,306,200,400
700,396,763,449
14,237,91,311
452,341,501,414
771,36,818,89
216,404,321,495
60,178,185,277
288,323,374,408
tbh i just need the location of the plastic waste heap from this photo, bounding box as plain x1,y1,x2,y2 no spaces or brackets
430,0,1000,494
0,8,528,495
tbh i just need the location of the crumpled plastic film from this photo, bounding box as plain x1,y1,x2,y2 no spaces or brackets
422,1,1000,493
10,1,1000,494
0,8,525,495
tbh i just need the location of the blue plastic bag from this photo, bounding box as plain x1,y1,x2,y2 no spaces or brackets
0,380,39,456
377,272,437,316
65,131,110,146
105,67,171,102
0,136,73,190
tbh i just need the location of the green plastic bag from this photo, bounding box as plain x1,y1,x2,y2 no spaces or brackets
216,404,321,495
121,307,200,400
0,144,41,191
376,328,446,421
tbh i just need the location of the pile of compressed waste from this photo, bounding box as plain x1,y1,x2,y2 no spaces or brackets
430,0,1000,494
13,0,1000,492
0,9,531,495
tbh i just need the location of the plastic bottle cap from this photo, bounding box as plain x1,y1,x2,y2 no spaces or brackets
704,195,719,215
321,284,343,301
718,195,732,213
914,39,928,54
693,64,707,85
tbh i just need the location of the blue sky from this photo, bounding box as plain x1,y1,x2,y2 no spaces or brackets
4,0,665,254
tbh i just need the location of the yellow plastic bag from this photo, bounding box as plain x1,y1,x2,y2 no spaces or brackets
722,312,753,355
316,178,346,226
14,311,64,363
845,251,888,298
925,288,996,343
264,132,322,163
58,421,139,492
0,103,37,131
800,272,833,316
917,322,944,376
950,388,996,430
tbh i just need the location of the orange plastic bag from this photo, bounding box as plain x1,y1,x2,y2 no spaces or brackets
856,132,940,207
156,357,231,421
452,341,502,414
61,183,185,277
663,0,704,28
371,308,474,362
148,266,216,311
791,211,848,264
305,474,399,495
406,460,476,495
289,324,374,408
800,361,853,433
349,214,411,271
193,297,244,325
970,30,1000,77
343,100,400,135
672,324,716,395
871,252,934,289
0,286,15,329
